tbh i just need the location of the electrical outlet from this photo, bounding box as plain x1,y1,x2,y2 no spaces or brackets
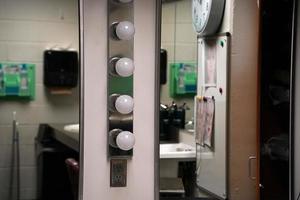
110,159,127,187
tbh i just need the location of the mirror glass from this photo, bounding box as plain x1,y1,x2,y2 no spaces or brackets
159,0,200,198
159,0,218,198
0,0,80,199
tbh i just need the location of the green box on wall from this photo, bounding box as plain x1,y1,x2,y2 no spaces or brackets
0,63,35,100
169,63,197,97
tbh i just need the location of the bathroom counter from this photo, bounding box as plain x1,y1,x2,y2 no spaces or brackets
48,123,79,152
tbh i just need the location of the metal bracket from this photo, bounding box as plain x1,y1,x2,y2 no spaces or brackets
107,0,134,158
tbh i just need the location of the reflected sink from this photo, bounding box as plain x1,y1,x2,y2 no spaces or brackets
64,124,79,133
160,143,196,159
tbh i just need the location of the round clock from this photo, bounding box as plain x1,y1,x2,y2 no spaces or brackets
192,0,226,35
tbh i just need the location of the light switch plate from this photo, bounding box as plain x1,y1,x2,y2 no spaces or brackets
110,159,127,187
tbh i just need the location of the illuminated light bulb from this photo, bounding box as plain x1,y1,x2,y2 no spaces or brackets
118,0,133,3
115,21,135,40
115,95,134,114
115,58,134,77
116,131,135,151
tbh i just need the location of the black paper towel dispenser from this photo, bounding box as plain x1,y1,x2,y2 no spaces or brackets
43,50,78,88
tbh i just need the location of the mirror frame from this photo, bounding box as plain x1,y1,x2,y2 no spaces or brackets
79,0,84,199
155,0,162,200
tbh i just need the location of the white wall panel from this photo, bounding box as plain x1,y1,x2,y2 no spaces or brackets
81,0,157,199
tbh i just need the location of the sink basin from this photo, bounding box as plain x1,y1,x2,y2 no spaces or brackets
64,124,79,133
160,143,196,159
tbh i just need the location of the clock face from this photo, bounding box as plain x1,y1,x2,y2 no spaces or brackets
192,0,212,33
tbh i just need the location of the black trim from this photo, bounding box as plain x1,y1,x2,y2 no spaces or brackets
291,0,298,199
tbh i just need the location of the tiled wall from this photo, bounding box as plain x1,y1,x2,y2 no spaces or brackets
160,0,197,123
0,0,79,199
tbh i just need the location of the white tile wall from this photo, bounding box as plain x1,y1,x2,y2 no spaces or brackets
161,23,175,43
0,167,37,200
0,0,78,23
175,23,197,43
0,42,8,60
160,0,197,117
0,0,79,199
175,0,193,23
161,3,175,24
174,43,197,62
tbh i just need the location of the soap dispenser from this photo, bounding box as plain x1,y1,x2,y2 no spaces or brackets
43,50,78,88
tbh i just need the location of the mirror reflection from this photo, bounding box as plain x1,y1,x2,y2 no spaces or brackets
159,0,221,198
159,0,201,198
0,0,80,199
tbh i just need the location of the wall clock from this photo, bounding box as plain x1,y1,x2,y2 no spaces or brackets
192,0,226,35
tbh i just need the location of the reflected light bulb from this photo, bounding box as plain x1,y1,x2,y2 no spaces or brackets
118,0,133,3
115,21,135,41
115,95,134,114
115,58,134,77
116,131,135,151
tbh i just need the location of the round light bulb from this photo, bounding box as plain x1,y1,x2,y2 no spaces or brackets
115,21,135,41
115,95,134,114
115,58,134,77
116,131,135,151
118,0,133,3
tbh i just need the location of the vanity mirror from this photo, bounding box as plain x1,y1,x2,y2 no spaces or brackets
0,0,81,199
159,0,227,199
159,0,199,198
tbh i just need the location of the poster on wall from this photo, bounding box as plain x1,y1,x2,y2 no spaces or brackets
204,40,217,87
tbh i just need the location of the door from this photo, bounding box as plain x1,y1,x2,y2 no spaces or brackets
228,0,260,199
194,0,260,199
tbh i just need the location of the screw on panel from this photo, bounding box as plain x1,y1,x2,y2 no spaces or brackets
220,40,224,48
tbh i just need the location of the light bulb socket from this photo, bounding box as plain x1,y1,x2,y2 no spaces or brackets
108,94,120,113
109,129,122,148
110,22,121,41
108,57,121,77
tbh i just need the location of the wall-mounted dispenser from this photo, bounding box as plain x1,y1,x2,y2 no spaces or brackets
0,63,35,100
160,49,167,85
108,0,134,187
169,63,197,97
43,50,78,88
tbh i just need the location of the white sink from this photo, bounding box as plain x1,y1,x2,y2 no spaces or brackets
160,143,196,159
64,124,79,133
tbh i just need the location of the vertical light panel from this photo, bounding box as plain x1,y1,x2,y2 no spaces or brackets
107,0,134,159
81,0,157,199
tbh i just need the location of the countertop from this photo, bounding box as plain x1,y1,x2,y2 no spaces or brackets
46,125,217,200
48,123,79,152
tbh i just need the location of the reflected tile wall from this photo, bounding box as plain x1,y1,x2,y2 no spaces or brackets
0,0,79,199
